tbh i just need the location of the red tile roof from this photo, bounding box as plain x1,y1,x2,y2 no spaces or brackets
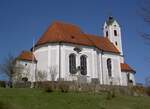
121,63,135,73
17,51,37,62
35,21,120,54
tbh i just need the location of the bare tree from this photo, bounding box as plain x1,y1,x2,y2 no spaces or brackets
36,70,47,81
0,55,17,82
0,54,26,82
139,0,150,41
49,66,57,81
145,76,150,87
139,0,150,85
13,64,25,82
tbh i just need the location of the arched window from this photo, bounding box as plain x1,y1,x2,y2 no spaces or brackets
106,31,108,37
114,30,117,36
127,73,130,82
80,55,87,75
107,58,112,77
69,54,76,74
115,41,118,46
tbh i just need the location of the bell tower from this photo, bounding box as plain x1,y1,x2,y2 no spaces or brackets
103,16,123,56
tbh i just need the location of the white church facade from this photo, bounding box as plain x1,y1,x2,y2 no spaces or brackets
16,17,136,86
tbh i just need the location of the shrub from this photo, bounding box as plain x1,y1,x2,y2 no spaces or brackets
43,82,55,93
146,87,150,96
131,86,146,96
58,81,69,93
34,81,43,88
0,81,6,88
44,85,53,92
106,91,112,100
106,90,116,100
0,101,10,109
111,91,116,98
13,81,31,88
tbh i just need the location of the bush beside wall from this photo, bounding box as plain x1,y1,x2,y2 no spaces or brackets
0,81,6,88
6,80,150,96
146,87,150,96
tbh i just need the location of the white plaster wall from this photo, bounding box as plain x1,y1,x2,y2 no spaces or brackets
121,72,136,86
15,60,36,82
49,44,59,81
34,46,49,80
34,46,48,71
101,53,122,85
91,49,99,79
120,56,124,63
32,42,135,86
121,72,128,86
97,52,103,84
130,73,136,85
60,43,95,83
34,44,60,81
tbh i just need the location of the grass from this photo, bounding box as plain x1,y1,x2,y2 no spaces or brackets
0,88,150,109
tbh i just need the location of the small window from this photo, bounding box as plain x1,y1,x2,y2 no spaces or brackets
115,42,118,46
114,30,117,36
106,31,108,37
107,58,112,77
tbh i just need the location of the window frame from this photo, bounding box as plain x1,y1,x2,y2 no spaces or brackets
115,41,118,46
69,53,76,74
114,30,117,36
80,55,87,75
107,58,112,77
106,31,108,37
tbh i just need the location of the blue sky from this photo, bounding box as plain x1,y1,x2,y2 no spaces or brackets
0,0,149,84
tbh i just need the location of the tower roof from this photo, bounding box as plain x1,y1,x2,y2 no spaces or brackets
35,21,120,54
106,16,115,26
17,51,37,63
121,63,136,73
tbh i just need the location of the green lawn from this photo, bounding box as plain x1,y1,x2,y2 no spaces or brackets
0,88,150,109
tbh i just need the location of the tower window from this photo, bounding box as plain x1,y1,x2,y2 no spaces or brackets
106,31,108,37
69,54,76,74
114,30,117,36
115,42,118,46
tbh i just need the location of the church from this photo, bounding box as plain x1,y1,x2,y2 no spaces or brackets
15,17,136,86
